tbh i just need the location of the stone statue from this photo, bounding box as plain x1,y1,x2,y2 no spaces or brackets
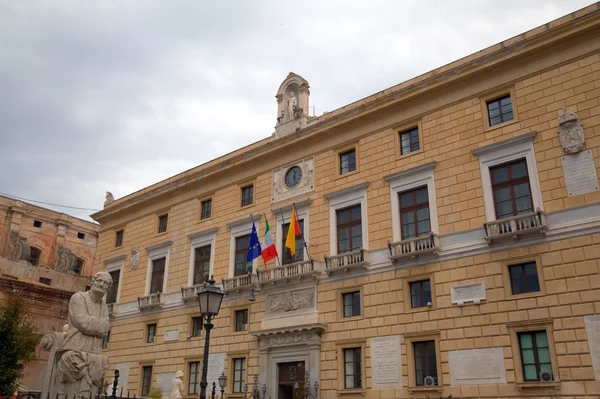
172,370,185,399
6,231,30,262
104,192,115,206
288,91,298,119
42,271,112,398
52,245,78,273
558,108,585,153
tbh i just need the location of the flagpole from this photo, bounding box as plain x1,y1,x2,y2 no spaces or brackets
292,203,311,260
248,214,265,273
264,213,282,268
277,208,288,266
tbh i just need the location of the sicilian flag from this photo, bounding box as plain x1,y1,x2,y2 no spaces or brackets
261,219,278,263
246,221,261,272
285,206,302,256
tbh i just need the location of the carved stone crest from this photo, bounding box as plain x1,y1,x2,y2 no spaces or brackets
131,244,140,270
53,245,78,273
268,288,315,314
558,108,585,154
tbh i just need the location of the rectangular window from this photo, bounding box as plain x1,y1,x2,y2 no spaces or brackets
410,280,432,308
158,214,168,233
115,230,124,247
400,127,420,155
150,257,166,293
336,205,362,253
234,234,252,276
30,248,41,266
201,199,212,220
518,331,553,381
414,341,437,386
232,358,246,393
146,323,157,343
39,277,51,285
102,330,110,349
107,270,120,304
193,245,211,285
399,186,430,239
235,309,248,332
33,220,42,228
490,159,533,219
141,366,153,396
77,232,85,240
487,94,514,126
343,348,362,389
189,362,200,394
241,185,254,207
509,262,540,295
191,317,202,337
282,219,304,264
339,149,356,175
75,258,84,275
343,291,360,317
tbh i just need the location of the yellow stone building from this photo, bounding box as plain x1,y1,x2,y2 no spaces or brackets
93,5,600,399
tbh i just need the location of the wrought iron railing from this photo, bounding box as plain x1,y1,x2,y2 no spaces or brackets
257,259,316,282
388,233,438,260
324,249,366,273
483,209,547,243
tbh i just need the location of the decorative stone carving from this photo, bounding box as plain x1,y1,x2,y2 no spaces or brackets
272,157,315,203
258,330,321,349
558,108,585,153
172,371,184,399
6,231,30,262
52,245,78,273
288,91,298,119
104,192,115,206
131,244,140,270
268,288,315,314
274,73,310,139
41,272,112,399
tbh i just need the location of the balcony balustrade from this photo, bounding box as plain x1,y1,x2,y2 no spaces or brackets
222,273,254,293
257,259,319,285
388,233,439,262
324,249,368,275
180,283,206,302
483,209,547,244
137,292,164,310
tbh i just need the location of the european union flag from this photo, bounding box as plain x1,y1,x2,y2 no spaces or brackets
246,221,262,271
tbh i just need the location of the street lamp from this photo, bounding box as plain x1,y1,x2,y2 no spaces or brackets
218,371,228,399
197,276,225,399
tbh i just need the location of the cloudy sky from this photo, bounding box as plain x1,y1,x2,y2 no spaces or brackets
0,0,595,221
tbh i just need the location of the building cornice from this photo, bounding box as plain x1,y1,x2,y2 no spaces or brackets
323,182,370,200
384,161,438,182
472,131,538,157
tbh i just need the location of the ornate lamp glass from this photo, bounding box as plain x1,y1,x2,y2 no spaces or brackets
197,276,224,317
218,372,227,390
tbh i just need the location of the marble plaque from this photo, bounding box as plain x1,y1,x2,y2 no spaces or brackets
157,372,176,394
207,353,226,389
584,315,600,380
370,336,402,388
451,282,486,305
114,362,130,394
448,348,506,385
562,150,599,196
164,328,179,342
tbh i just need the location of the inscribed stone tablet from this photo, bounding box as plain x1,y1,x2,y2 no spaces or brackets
370,335,402,388
164,328,179,341
448,348,506,385
207,353,226,389
451,282,486,305
562,150,599,196
584,315,600,380
114,363,130,394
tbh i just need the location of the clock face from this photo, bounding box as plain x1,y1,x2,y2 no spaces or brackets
285,166,302,188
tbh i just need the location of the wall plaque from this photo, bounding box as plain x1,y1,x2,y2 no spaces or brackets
207,353,226,389
157,372,176,394
562,150,599,196
164,328,179,342
371,336,402,388
451,282,486,305
584,315,600,380
448,348,506,385
114,362,130,393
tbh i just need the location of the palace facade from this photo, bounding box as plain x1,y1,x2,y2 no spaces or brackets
94,4,600,398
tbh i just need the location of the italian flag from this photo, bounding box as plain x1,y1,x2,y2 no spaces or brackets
261,219,278,263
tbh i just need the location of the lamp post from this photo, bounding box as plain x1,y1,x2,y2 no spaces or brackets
218,371,228,399
197,276,225,399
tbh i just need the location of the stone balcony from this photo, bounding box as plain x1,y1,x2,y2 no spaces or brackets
257,259,320,287
180,283,206,302
222,273,255,293
324,249,368,275
388,233,439,263
483,209,547,244
137,292,164,310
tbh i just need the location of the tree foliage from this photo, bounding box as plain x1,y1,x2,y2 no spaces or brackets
0,297,40,395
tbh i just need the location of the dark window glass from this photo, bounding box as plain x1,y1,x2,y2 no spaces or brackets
400,127,420,155
233,358,246,393
33,220,42,228
150,257,165,293
193,245,211,285
509,262,540,295
142,366,153,396
414,340,437,386
282,219,304,264
518,331,553,381
399,187,430,239
39,277,51,285
115,230,124,247
336,205,362,254
107,270,120,304
191,317,202,337
189,362,200,394
77,232,85,240
343,348,362,389
339,149,356,174
74,258,84,275
30,248,41,266
235,309,248,332
158,214,168,233
410,280,432,308
487,95,514,126
343,291,361,317
146,324,157,343
234,234,252,276
102,330,110,349
490,159,533,219
201,199,212,219
241,185,254,207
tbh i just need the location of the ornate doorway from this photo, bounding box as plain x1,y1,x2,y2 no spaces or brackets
278,361,305,399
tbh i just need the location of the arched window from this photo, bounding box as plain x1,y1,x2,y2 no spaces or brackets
30,247,41,266
75,258,84,275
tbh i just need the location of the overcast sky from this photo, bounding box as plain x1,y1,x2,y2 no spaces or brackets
0,0,595,221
